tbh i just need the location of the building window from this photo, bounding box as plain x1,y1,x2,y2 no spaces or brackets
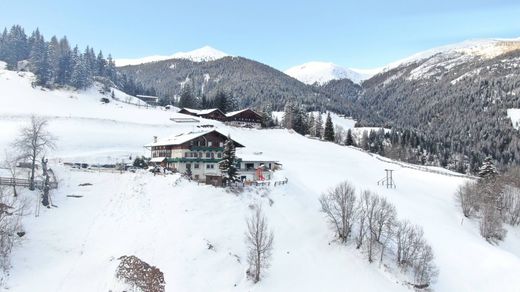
208,141,213,147
194,164,200,169
184,152,189,158
199,152,203,158
206,164,214,169
217,152,222,158
219,142,224,147
206,152,211,158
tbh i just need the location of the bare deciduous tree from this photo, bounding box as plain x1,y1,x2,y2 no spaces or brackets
2,152,22,197
395,220,423,269
364,192,380,262
373,197,396,263
319,181,357,243
355,190,371,249
412,242,438,288
13,116,56,191
245,205,274,283
500,186,520,226
455,181,479,218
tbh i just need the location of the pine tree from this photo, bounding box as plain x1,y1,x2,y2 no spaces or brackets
29,29,51,86
4,25,29,69
0,28,7,61
214,90,228,112
57,37,72,85
219,135,239,183
315,112,323,139
179,85,196,108
478,157,498,180
106,54,116,81
96,50,106,76
345,129,355,146
308,113,316,136
70,54,90,89
324,113,335,141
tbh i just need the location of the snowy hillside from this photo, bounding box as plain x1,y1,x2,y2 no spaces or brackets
284,61,378,85
508,108,520,130
115,46,229,66
1,66,520,292
383,38,520,78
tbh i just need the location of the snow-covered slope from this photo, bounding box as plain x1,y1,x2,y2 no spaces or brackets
284,61,378,85
508,108,520,130
115,46,229,66
382,38,520,79
1,66,520,292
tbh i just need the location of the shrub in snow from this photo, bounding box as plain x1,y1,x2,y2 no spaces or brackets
456,181,480,218
100,97,110,103
245,205,274,283
116,255,165,292
0,187,26,283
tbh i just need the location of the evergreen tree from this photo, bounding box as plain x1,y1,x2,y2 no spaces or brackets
201,94,208,109
308,113,316,136
179,85,196,108
70,54,90,89
57,37,72,85
214,90,228,112
219,135,239,183
261,104,275,127
4,25,29,69
360,130,369,150
96,50,106,76
47,36,60,82
345,129,355,146
106,54,116,81
315,112,323,139
324,113,335,141
0,28,7,61
478,157,498,180
29,29,51,86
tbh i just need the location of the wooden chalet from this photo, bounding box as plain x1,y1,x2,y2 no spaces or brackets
178,108,227,121
145,130,244,182
225,108,263,128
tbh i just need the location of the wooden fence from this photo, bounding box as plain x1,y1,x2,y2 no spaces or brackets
0,177,58,190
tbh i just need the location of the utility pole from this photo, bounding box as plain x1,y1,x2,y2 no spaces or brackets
384,169,395,189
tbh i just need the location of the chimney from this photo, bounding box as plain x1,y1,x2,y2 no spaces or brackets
153,136,157,143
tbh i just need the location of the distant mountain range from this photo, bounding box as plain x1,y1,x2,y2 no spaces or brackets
284,61,379,85
119,37,520,171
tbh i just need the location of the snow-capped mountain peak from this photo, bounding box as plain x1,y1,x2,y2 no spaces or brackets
115,46,229,66
284,61,379,85
384,38,520,71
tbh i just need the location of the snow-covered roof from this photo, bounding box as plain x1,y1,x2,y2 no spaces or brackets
181,108,222,116
225,108,260,117
145,129,243,147
150,157,166,163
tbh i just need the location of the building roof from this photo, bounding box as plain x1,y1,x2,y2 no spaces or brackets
225,108,261,117
180,108,223,116
145,129,244,148
150,157,167,163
